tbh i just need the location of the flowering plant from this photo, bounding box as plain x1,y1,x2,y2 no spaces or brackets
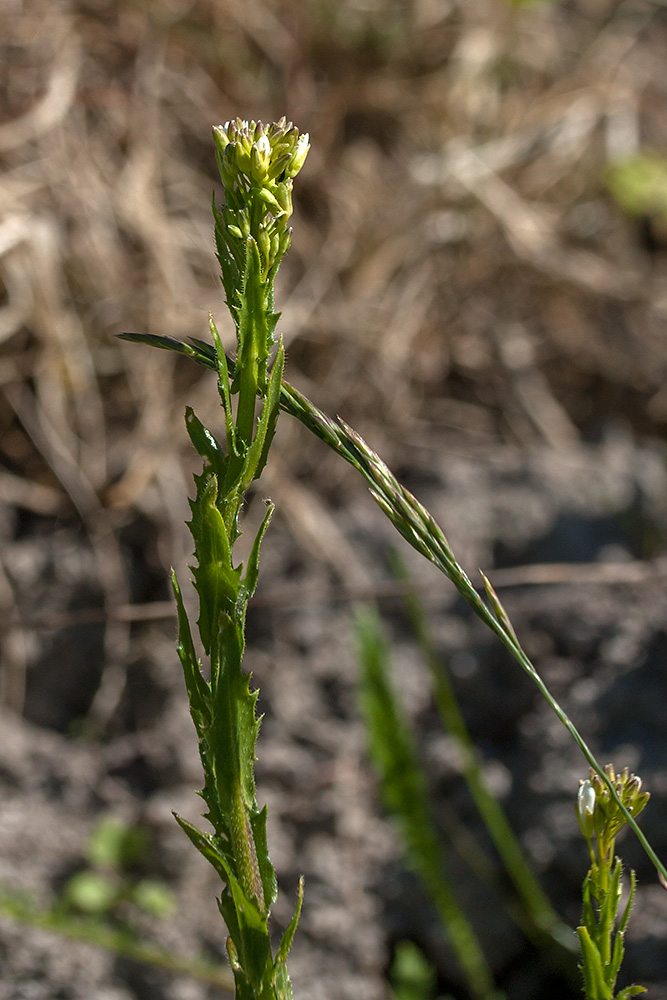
576,766,650,1000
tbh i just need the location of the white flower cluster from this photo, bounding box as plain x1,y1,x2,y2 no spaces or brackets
213,118,310,192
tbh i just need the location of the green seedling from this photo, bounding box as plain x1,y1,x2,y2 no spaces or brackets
63,816,175,921
576,766,650,1000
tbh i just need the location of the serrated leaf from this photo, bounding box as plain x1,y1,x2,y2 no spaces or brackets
209,314,238,457
273,959,294,1000
244,502,274,600
577,925,610,1000
213,195,241,314
189,476,241,655
275,877,304,965
171,570,210,725
209,611,258,813
224,864,272,990
609,927,625,988
235,237,273,393
242,340,285,490
615,987,647,999
249,804,278,912
618,869,637,935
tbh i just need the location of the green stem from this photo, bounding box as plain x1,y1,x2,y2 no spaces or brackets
116,333,667,889
396,563,574,953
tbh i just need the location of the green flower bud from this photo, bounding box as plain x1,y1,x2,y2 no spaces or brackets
235,143,252,175
258,187,284,214
277,228,291,258
212,125,231,156
223,142,237,177
584,765,650,852
286,132,310,178
267,152,292,182
274,181,293,215
258,226,271,264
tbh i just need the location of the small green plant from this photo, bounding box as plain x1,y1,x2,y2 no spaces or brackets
64,816,174,921
122,121,667,999
127,119,309,1000
576,767,650,1000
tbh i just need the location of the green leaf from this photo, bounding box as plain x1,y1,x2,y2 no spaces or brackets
242,340,285,490
208,611,257,810
609,928,625,991
249,804,278,911
618,869,637,935
218,886,243,959
577,925,611,1000
273,959,294,1000
614,987,647,999
209,314,238,457
187,336,218,366
243,501,275,601
189,475,241,655
172,569,210,725
173,813,234,884
275,876,304,965
117,332,216,370
235,237,273,393
185,408,227,498
213,194,242,315
224,865,272,990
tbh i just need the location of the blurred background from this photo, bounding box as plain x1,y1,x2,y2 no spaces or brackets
1,1,667,998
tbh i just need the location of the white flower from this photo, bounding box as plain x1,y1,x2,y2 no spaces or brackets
578,780,595,819
256,135,271,159
577,779,596,840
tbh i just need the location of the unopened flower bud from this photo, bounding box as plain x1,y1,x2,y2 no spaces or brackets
286,133,310,178
267,152,292,181
251,138,270,183
577,779,596,840
258,187,284,214
213,125,231,156
223,142,237,177
258,227,271,264
274,181,292,215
